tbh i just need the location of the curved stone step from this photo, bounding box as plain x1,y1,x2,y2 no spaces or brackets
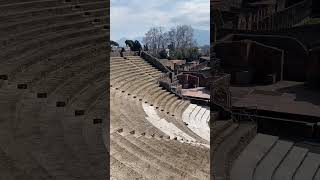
231,133,278,180
293,152,320,180
210,121,254,180
253,140,294,180
273,146,308,180
110,156,146,180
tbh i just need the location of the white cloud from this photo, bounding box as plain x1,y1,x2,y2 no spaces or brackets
111,0,209,40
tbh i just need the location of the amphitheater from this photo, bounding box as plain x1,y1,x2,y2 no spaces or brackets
110,55,212,179
0,0,212,179
111,53,320,180
1,0,320,179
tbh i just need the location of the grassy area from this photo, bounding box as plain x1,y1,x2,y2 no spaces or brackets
300,18,320,25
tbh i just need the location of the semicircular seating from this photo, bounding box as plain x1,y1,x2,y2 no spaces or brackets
230,133,320,180
0,0,108,179
110,55,212,179
0,1,289,179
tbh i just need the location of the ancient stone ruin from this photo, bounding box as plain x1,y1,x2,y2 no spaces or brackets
0,0,108,179
211,0,320,180
110,55,211,179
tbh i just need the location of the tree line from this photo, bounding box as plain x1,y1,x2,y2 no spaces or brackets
143,25,200,61
110,40,142,52
110,25,203,61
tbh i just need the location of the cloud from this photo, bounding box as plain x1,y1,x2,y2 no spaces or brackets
110,0,209,41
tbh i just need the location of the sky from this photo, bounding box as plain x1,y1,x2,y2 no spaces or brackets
110,0,210,41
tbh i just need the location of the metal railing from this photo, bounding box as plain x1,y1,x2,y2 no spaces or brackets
256,0,312,30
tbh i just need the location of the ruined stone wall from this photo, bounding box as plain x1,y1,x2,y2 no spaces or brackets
177,74,200,88
251,0,312,30
179,72,209,87
231,34,308,81
277,0,287,11
214,41,250,68
211,73,232,110
177,74,189,88
218,24,320,48
249,41,284,81
306,47,320,87
260,0,311,30
218,0,312,32
188,75,200,88
174,61,198,72
215,40,284,83
215,40,253,78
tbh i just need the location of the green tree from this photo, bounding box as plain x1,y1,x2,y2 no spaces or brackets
186,47,200,61
174,49,184,60
110,40,119,47
125,40,142,51
159,49,168,59
144,44,149,51
125,40,135,49
134,40,142,51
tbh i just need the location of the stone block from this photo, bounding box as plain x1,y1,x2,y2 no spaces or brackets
37,93,47,98
93,119,102,124
75,110,85,116
17,84,27,89
0,75,8,80
56,101,66,107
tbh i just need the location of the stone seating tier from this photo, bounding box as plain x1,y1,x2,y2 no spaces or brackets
230,133,320,180
0,0,108,179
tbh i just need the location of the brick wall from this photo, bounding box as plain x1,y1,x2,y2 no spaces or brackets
177,74,200,88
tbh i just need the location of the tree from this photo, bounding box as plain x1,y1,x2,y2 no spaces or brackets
125,40,142,51
200,45,210,56
172,25,195,49
186,47,201,62
159,49,168,59
143,25,199,60
144,44,149,51
134,40,142,51
125,40,135,49
110,40,119,47
143,26,167,55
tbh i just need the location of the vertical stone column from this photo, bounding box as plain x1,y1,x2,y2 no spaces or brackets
271,15,274,30
273,14,276,30
277,13,281,29
257,10,260,30
288,10,290,27
245,15,249,30
293,7,296,25
248,13,252,30
286,9,290,28
280,13,283,29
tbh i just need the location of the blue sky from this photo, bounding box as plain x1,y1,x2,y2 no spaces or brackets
111,0,210,41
